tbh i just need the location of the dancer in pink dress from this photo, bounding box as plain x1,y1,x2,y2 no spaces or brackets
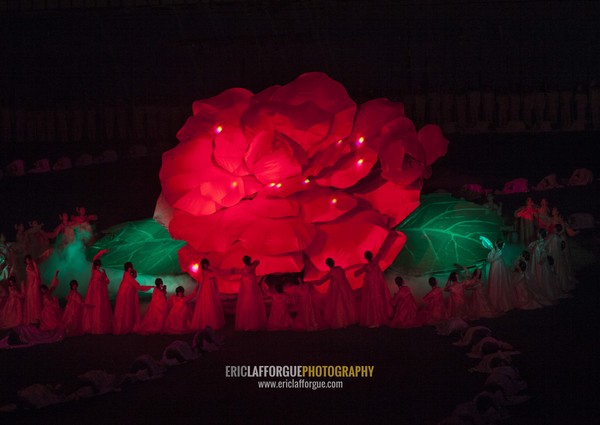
23,255,42,325
389,276,420,328
313,258,357,329
514,197,538,245
232,256,267,331
25,220,49,260
290,279,323,331
82,249,112,334
534,198,553,233
463,268,496,319
354,251,391,328
267,283,293,331
39,271,63,331
190,259,226,330
418,277,448,325
70,206,98,245
60,280,85,337
163,286,197,334
487,241,515,313
113,262,153,335
444,271,467,319
136,278,168,334
47,212,76,248
0,276,24,329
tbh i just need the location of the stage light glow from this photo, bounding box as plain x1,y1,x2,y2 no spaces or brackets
215,125,223,134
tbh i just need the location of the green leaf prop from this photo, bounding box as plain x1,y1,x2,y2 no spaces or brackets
86,219,185,275
479,236,494,250
390,193,503,276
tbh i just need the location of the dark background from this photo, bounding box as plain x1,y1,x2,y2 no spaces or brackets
2,0,599,106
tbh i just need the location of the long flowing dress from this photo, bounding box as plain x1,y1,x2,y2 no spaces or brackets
446,281,467,319
39,275,62,331
389,286,420,328
321,266,358,329
514,205,537,245
190,269,225,330
163,293,195,334
0,285,25,329
23,262,42,325
60,289,85,337
528,239,559,303
267,291,292,331
464,277,496,320
136,287,168,334
357,261,391,327
71,214,96,244
418,287,447,325
82,267,112,334
511,266,542,310
113,272,152,335
536,206,553,233
546,232,574,293
234,263,267,331
487,248,515,313
40,293,62,331
290,284,323,331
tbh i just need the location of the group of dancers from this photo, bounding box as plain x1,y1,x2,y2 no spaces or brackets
433,202,575,325
0,193,577,337
0,232,573,339
0,206,97,284
513,196,577,245
0,249,404,335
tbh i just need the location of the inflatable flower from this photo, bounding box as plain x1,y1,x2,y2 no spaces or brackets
158,72,448,290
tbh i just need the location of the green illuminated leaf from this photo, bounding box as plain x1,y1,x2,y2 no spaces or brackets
390,193,503,276
86,219,185,275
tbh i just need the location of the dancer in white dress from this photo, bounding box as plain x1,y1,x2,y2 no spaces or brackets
486,241,515,313
528,229,560,303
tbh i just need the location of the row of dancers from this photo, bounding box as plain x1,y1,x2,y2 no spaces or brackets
0,207,98,284
0,224,574,336
0,247,511,335
434,224,575,325
0,251,395,334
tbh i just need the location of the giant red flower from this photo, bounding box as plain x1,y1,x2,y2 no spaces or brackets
157,72,448,291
